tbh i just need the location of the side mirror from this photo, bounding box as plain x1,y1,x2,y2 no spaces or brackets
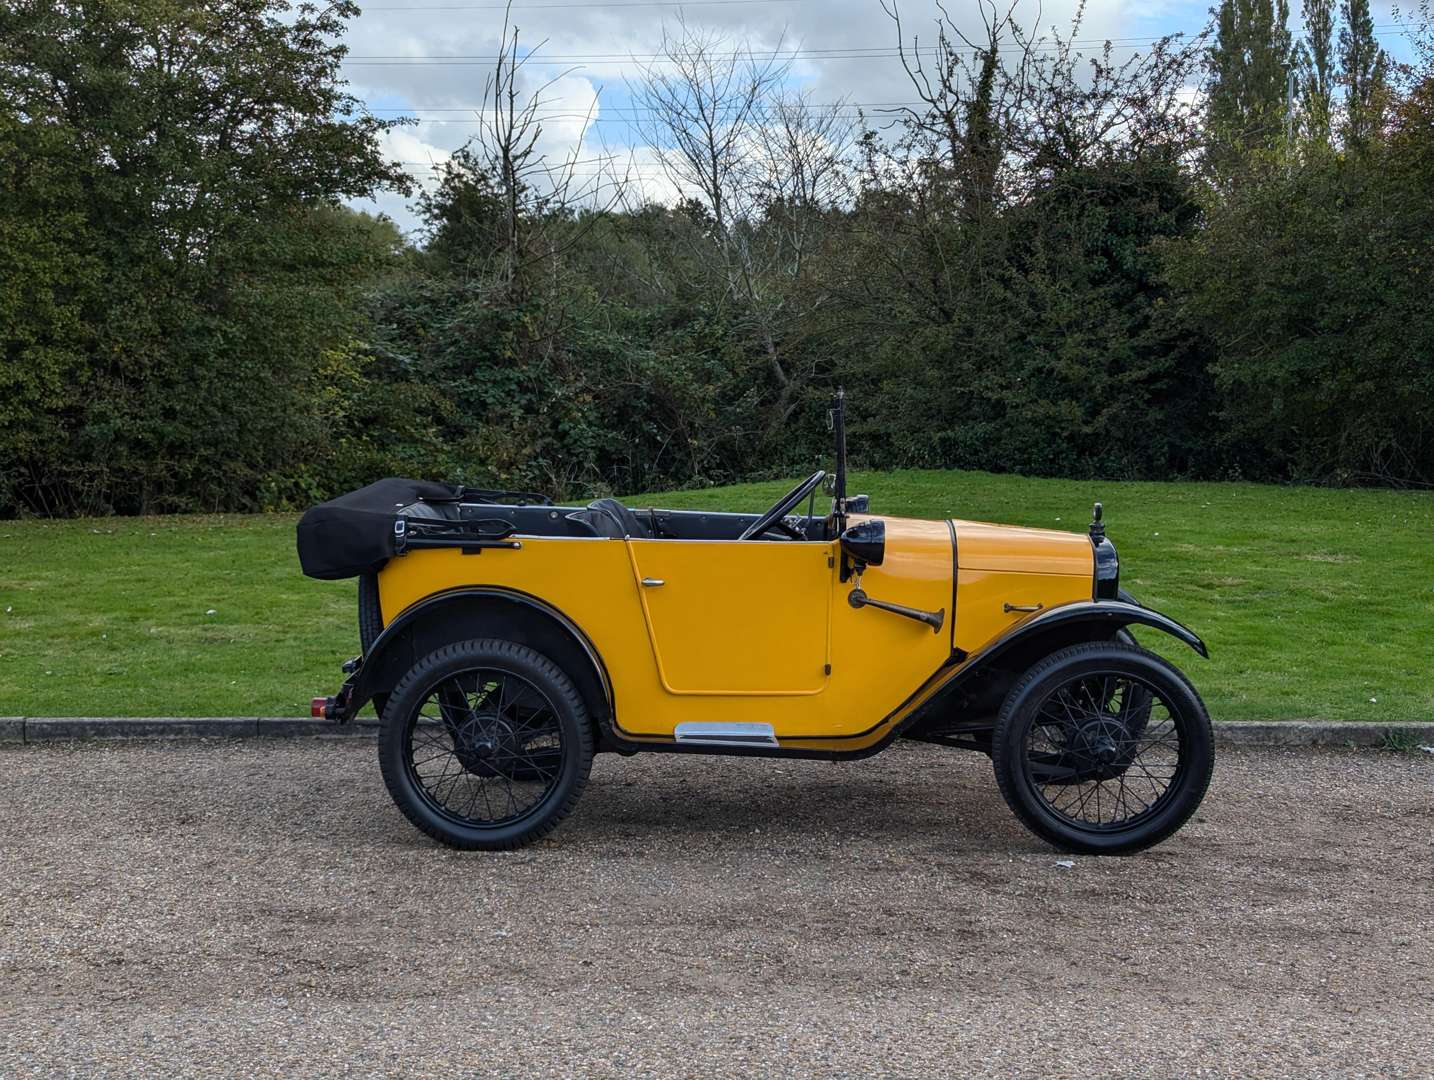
840,519,885,580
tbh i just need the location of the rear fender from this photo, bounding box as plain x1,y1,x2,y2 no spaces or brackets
345,587,613,734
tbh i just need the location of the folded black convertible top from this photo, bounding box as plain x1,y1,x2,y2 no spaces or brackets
296,478,464,580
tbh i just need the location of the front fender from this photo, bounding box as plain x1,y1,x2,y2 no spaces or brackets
1000,599,1208,659
949,598,1207,690
898,599,1206,738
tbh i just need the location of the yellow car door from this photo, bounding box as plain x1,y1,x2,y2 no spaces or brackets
626,539,833,695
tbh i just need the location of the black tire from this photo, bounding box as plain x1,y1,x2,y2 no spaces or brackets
991,641,1213,855
378,639,594,850
358,572,384,653
357,573,389,719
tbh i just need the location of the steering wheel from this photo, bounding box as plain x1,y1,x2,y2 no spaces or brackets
738,470,827,541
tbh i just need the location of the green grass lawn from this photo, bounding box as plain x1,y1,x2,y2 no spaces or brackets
1,469,1430,720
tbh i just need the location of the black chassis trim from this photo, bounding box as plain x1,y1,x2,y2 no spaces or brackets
332,588,1203,763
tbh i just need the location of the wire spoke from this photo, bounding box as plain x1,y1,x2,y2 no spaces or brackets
1022,666,1189,833
403,663,567,829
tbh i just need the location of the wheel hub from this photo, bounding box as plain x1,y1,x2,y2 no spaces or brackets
453,711,514,771
1070,716,1128,778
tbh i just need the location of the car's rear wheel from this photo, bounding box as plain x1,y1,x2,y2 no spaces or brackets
378,639,593,850
991,641,1213,855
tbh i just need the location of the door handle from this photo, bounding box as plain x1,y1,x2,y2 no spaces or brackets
1003,602,1043,613
641,577,665,588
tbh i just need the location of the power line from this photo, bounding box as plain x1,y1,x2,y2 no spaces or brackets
368,100,927,112
346,34,1200,57
384,113,891,123
339,26,1410,66
364,0,802,8
350,19,1413,147
342,47,1181,67
371,98,1164,124
342,39,1203,65
394,159,678,169
393,157,647,163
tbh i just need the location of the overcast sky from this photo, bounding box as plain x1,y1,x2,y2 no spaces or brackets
337,0,1412,235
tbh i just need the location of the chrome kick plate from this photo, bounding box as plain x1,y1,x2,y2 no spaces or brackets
673,721,779,748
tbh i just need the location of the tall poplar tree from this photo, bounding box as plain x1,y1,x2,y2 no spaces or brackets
1205,0,1295,172
1339,0,1388,148
1297,0,1337,145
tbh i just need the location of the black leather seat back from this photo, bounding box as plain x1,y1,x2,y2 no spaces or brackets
586,497,652,539
564,509,620,538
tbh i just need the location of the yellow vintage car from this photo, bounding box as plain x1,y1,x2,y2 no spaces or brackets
298,393,1212,855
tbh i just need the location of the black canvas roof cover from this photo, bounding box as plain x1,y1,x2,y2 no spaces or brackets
296,477,463,580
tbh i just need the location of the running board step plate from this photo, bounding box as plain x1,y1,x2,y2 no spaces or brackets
673,722,779,748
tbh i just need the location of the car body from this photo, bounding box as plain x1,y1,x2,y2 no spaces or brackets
299,393,1214,854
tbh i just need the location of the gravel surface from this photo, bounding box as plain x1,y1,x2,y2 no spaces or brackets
1,740,1431,1078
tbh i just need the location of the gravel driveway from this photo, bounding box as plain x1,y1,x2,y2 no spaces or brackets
1,740,1431,1078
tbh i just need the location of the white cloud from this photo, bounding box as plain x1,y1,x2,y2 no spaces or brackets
341,0,1214,233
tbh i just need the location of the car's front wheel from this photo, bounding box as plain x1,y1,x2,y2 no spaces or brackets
991,641,1213,855
378,639,593,850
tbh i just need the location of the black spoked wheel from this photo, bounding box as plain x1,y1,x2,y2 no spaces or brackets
378,639,593,850
432,678,564,785
992,641,1213,855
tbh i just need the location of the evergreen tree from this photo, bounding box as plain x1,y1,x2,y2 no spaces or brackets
1340,0,1388,148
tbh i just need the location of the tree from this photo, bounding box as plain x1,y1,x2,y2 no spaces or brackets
1165,81,1434,485
1204,0,1295,172
1296,0,1337,145
419,7,620,302
1339,0,1388,148
629,19,790,276
0,0,410,514
883,0,1033,220
630,21,853,434
845,8,1211,478
0,104,100,515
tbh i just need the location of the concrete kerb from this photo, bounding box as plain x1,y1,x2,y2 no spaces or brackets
1211,720,1433,748
21,717,261,741
2,716,1431,749
1,717,377,743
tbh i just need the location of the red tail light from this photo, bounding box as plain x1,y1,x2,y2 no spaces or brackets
311,697,327,718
